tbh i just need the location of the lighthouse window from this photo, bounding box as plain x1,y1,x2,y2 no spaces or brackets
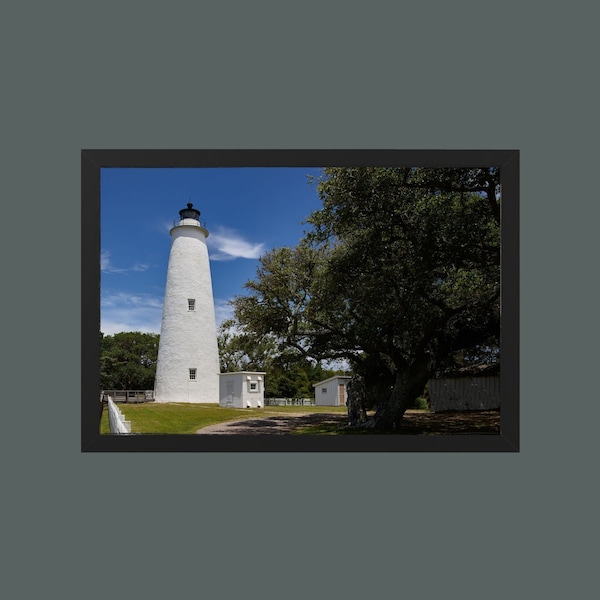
189,368,197,380
188,299,195,311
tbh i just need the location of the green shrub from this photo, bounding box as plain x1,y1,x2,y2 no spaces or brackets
413,396,429,411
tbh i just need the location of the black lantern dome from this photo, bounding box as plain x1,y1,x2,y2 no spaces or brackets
179,202,201,221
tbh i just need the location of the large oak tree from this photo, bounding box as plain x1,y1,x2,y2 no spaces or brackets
231,167,500,429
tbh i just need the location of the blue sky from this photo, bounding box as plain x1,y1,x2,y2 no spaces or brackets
100,167,326,335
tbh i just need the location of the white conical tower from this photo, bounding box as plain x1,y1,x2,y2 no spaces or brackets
154,202,220,403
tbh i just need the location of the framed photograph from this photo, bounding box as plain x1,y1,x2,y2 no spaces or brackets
82,149,519,452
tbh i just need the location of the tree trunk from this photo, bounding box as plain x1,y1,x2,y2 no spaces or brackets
369,365,431,430
346,374,368,427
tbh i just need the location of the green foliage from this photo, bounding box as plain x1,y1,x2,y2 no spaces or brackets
413,396,429,411
217,318,278,372
307,168,499,366
266,356,344,398
217,318,345,398
100,331,160,390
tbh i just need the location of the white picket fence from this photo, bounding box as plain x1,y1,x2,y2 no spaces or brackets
264,398,315,406
107,396,132,434
102,390,154,403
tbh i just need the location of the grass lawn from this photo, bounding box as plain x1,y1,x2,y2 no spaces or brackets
100,402,348,435
99,402,500,435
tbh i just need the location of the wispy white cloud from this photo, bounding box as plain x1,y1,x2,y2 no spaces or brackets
101,250,127,273
102,250,150,274
208,227,265,261
101,250,110,270
131,263,150,272
214,298,235,326
101,291,164,335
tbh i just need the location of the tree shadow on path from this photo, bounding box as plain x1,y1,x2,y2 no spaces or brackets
196,411,500,435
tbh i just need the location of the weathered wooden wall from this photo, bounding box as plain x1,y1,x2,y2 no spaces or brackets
428,376,500,412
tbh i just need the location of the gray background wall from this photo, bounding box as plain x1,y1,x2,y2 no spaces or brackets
3,1,597,599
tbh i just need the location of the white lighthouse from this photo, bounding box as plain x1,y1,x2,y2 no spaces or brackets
154,202,220,403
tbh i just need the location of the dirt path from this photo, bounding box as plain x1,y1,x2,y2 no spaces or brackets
196,412,347,435
195,410,501,435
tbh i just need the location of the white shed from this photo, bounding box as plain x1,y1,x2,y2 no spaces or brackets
313,375,352,406
219,372,266,408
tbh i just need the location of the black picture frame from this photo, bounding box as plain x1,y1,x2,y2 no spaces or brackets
82,149,519,452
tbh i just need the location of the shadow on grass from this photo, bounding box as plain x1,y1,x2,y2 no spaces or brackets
198,410,501,436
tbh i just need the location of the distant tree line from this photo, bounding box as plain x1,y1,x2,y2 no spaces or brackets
100,332,159,390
